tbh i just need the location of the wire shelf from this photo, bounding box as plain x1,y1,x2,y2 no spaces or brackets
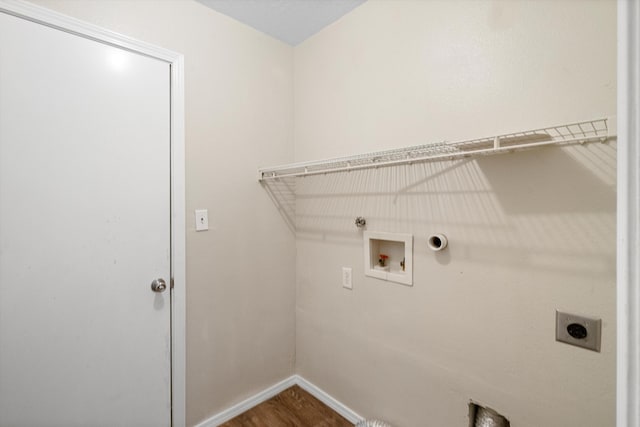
258,117,615,181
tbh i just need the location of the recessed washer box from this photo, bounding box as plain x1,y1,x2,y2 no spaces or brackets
363,231,413,286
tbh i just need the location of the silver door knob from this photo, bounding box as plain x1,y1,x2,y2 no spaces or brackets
151,278,167,293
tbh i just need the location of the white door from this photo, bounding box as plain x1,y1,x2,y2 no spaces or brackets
0,10,171,427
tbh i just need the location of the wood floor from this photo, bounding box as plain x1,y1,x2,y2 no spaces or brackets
220,385,354,427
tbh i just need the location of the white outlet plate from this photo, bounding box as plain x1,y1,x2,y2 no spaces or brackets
195,209,208,231
555,311,601,352
342,267,352,290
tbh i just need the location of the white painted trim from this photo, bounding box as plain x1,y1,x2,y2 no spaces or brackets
0,0,179,63
617,1,640,427
194,376,298,427
294,375,364,424
194,375,363,427
0,2,187,426
170,54,187,427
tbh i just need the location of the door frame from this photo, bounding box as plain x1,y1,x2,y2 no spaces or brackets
0,1,187,426
617,2,640,426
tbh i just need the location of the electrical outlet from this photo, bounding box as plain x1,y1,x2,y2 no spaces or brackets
342,267,352,290
556,311,601,352
195,209,208,231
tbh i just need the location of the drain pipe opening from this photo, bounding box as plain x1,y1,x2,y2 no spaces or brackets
428,234,448,251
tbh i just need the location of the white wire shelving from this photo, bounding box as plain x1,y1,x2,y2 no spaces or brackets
258,117,615,181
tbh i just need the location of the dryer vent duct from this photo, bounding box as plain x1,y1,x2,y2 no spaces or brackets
469,403,510,427
356,420,392,427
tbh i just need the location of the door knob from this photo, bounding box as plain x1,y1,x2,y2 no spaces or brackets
151,278,167,293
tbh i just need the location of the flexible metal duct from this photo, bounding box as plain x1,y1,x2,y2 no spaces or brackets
355,420,393,427
473,406,510,427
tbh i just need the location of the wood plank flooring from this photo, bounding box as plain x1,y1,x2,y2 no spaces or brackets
220,385,354,427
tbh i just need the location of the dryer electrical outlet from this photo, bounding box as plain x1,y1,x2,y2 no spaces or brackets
555,311,601,352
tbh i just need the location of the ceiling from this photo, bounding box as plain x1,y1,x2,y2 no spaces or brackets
195,0,367,46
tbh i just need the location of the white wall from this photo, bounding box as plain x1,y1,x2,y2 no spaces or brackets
30,1,296,426
293,1,616,426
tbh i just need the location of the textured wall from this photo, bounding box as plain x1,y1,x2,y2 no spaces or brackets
31,1,296,425
293,1,616,426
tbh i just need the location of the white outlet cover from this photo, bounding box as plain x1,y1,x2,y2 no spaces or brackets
342,267,352,290
195,209,208,231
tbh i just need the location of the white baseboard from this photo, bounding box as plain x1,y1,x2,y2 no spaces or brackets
193,376,297,427
194,374,363,427
293,374,363,424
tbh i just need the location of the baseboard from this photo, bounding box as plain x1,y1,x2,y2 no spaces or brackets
293,375,363,424
194,375,363,427
193,376,297,427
